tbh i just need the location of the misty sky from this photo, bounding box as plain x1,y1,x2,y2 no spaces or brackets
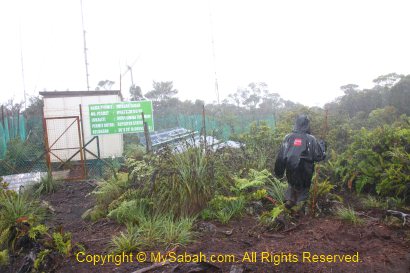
1,0,410,107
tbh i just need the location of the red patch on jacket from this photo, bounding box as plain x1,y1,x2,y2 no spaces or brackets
293,138,302,146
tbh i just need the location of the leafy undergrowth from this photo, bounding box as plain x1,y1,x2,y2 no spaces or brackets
0,179,83,272
84,145,353,255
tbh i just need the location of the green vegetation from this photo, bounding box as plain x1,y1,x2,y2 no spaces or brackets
34,172,61,195
110,224,139,253
107,199,151,225
0,249,9,266
361,195,385,209
0,191,46,249
1,72,409,270
201,195,246,224
33,249,51,270
156,147,216,216
233,169,287,203
259,205,286,230
110,215,194,252
336,206,364,225
0,179,82,271
329,125,410,198
52,231,72,256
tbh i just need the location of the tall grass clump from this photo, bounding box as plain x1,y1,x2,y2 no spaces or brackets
155,147,220,216
0,190,46,252
34,171,61,195
361,195,384,209
110,215,194,252
336,206,363,225
160,216,194,248
0,192,45,233
110,224,139,253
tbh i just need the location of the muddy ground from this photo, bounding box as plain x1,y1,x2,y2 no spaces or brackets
37,181,410,273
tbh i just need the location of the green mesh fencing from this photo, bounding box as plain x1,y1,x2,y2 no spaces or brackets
154,114,275,140
0,113,46,175
0,124,6,158
4,119,10,144
0,115,27,142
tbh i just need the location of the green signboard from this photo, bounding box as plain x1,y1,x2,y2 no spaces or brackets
89,101,154,135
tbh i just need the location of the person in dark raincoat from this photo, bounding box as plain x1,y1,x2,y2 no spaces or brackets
274,114,326,209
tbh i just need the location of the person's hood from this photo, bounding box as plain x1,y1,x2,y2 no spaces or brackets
292,114,311,134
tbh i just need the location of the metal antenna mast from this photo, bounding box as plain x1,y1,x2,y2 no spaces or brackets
208,0,220,104
19,22,26,109
80,0,90,91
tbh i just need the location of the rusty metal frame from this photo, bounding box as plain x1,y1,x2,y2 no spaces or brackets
43,116,86,181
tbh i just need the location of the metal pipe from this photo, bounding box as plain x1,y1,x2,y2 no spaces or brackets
41,106,52,174
79,104,87,176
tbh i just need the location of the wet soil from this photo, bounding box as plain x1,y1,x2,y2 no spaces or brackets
38,181,410,273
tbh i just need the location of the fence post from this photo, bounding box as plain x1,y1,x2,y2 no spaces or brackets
202,104,207,151
76,116,86,180
17,108,20,138
41,107,52,174
142,112,152,153
79,104,87,177
1,105,4,128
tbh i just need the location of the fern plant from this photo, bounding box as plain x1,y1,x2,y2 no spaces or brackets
201,195,245,224
52,232,72,256
0,249,9,266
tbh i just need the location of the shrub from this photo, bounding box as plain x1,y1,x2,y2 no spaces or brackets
110,224,139,253
0,192,45,239
233,169,287,203
236,122,279,170
160,216,194,248
88,172,130,220
153,147,222,216
201,195,245,224
0,139,42,175
28,224,49,240
361,195,384,209
124,144,145,160
34,172,61,195
107,199,151,225
332,125,410,199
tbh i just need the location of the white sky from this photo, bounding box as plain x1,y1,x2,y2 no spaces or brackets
1,0,410,107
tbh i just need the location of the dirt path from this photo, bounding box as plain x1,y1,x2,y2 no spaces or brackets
43,181,135,273
42,181,410,273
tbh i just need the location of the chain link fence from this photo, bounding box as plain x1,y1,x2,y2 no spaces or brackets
1,103,276,181
154,114,275,141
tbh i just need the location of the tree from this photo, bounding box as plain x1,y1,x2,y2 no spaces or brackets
95,80,115,90
242,82,268,110
340,84,359,95
227,91,242,107
390,75,410,115
129,85,144,101
373,73,403,88
23,96,43,117
145,81,178,102
259,92,283,114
